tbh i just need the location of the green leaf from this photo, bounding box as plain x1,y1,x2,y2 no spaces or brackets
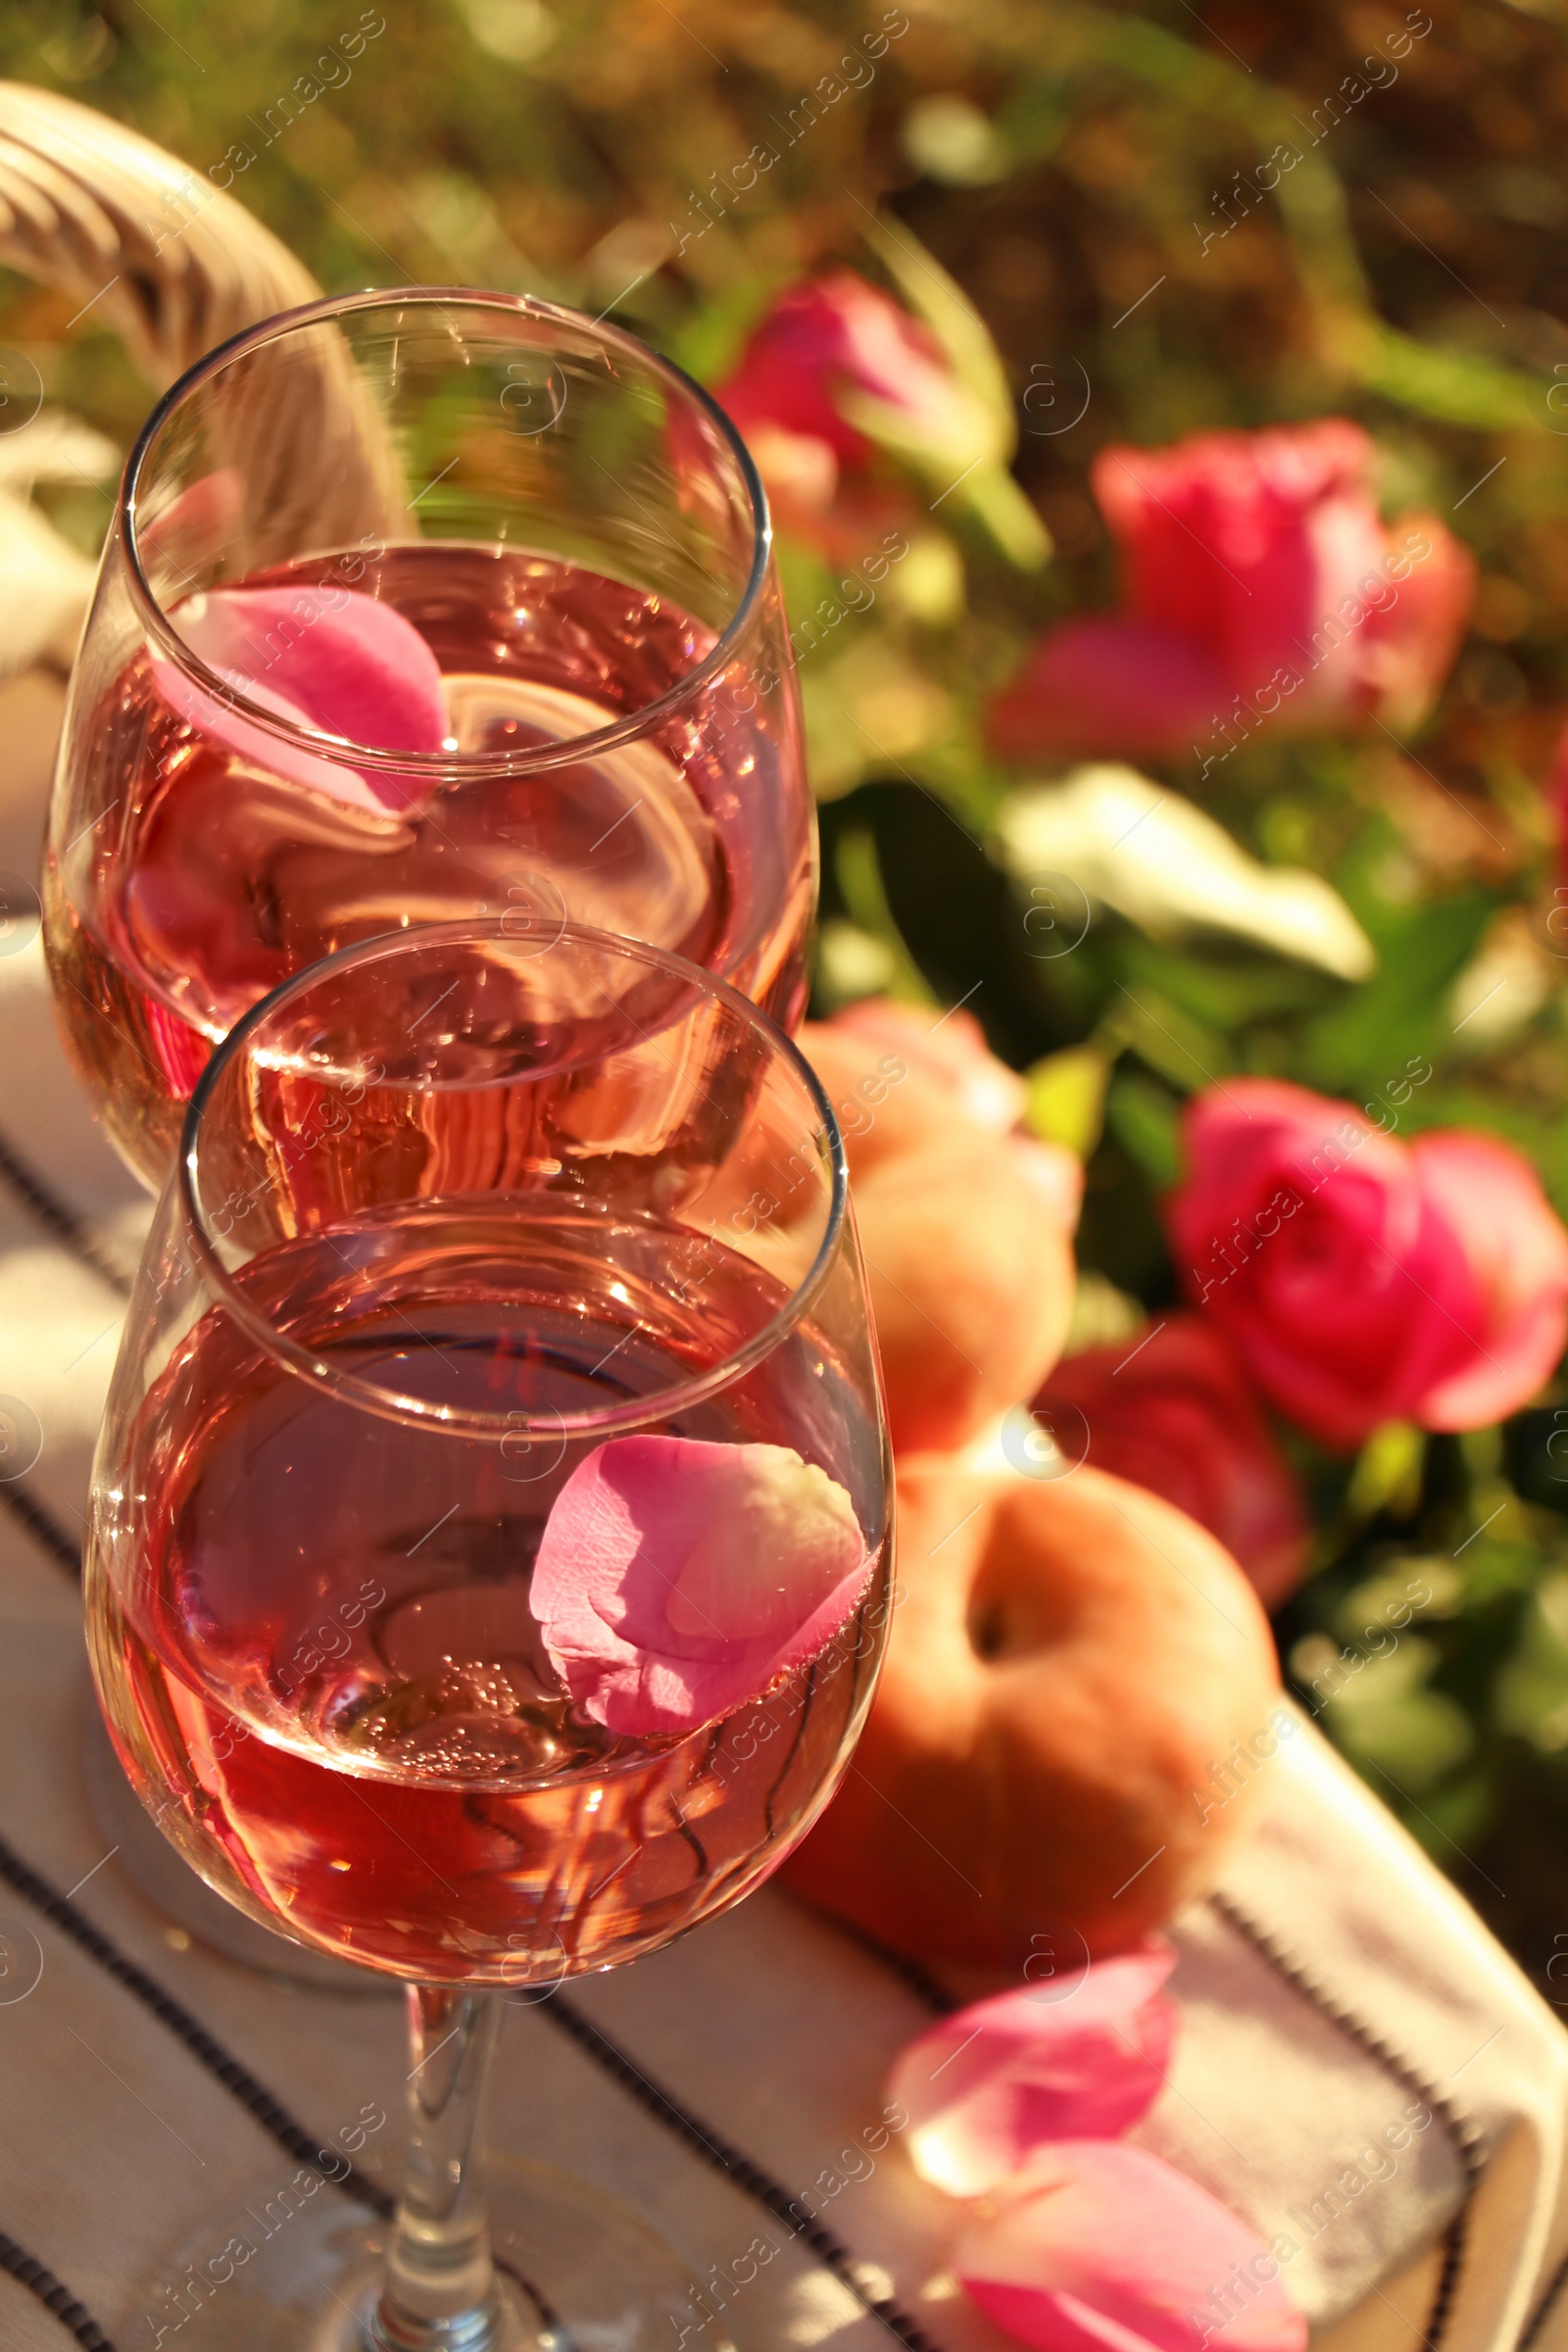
848,214,1049,569
1452,1537,1542,1610
1395,1771,1495,1857
1117,935,1338,1032
1026,1046,1111,1158
666,273,787,387
1304,1637,1475,1789
1331,315,1542,434
1298,888,1498,1092
1104,1067,1183,1193
1344,1422,1426,1524
1495,1572,1568,1753
833,829,935,1007
813,920,897,1011
1104,982,1234,1095
963,465,1052,569
838,379,1002,474
1503,1410,1568,1514
858,213,1017,454
801,636,958,802
772,536,839,632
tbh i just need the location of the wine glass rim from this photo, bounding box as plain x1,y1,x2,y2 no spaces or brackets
176,917,851,1439
120,285,774,783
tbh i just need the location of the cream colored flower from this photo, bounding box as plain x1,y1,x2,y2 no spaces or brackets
993,763,1375,981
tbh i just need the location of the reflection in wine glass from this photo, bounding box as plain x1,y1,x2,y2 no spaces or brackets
87,918,891,2348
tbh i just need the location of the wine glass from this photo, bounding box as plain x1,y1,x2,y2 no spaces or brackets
44,287,811,1194
86,917,891,2349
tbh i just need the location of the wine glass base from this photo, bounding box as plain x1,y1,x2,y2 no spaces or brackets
115,2157,737,2352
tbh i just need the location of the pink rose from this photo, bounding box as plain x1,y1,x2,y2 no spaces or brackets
716,270,973,482
713,271,985,562
1165,1079,1568,1449
816,998,1084,1229
1033,1317,1310,1608
989,420,1474,762
827,997,1026,1134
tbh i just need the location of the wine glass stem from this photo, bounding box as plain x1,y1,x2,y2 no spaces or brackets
375,1985,503,2351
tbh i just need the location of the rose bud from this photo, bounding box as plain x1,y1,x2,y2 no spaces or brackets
989,419,1473,762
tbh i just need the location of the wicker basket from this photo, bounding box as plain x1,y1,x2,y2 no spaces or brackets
0,81,317,385
0,83,416,673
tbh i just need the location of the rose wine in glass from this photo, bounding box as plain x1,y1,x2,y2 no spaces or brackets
45,291,812,1191
87,920,891,2348
100,1208,881,1984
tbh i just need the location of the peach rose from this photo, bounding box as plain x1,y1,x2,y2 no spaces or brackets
801,1003,1081,1450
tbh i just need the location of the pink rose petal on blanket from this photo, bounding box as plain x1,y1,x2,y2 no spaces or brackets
890,1943,1177,2196
529,1436,871,1737
956,2141,1305,2352
153,584,450,812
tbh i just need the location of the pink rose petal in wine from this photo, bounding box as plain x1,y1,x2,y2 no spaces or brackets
148,653,389,814
956,2141,1306,2352
153,584,450,812
529,1436,871,1738
890,1943,1177,2196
